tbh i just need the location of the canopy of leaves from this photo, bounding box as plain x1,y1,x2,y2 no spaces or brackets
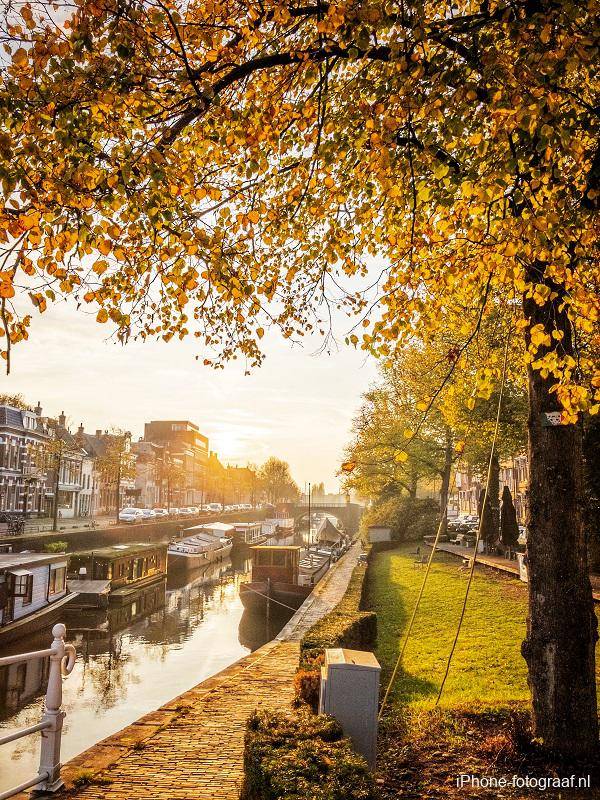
0,0,597,417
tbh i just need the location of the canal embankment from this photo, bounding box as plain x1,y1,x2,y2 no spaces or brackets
0,510,266,552
17,542,361,800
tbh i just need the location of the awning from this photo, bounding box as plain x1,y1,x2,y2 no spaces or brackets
8,568,32,577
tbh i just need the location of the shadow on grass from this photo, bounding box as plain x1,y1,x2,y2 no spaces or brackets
371,545,439,707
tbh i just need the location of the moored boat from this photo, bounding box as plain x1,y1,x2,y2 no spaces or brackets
168,523,234,570
239,544,331,613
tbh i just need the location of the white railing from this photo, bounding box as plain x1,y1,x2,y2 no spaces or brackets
0,624,76,800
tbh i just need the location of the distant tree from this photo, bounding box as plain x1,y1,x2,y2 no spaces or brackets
33,429,82,531
311,482,325,498
500,486,520,557
258,458,299,505
95,430,135,523
0,393,32,410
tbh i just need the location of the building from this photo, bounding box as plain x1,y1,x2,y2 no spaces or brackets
131,440,164,509
42,413,97,519
0,403,49,516
80,428,134,515
499,453,529,525
453,454,530,525
143,420,209,506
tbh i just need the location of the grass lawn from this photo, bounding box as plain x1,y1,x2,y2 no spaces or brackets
369,544,600,799
369,544,531,711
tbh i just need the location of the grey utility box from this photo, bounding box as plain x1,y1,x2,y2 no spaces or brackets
319,648,381,768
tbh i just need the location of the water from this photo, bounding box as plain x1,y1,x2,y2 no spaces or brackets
0,549,292,792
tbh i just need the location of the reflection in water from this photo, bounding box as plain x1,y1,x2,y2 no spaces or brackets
0,549,293,793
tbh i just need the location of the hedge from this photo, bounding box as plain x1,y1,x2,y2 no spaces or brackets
241,709,377,800
296,559,377,707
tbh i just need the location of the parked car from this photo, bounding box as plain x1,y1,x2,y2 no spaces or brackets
169,507,181,517
119,507,144,524
153,508,169,518
240,503,252,511
137,508,156,520
206,503,221,513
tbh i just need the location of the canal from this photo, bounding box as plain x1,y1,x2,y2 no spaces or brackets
0,547,293,793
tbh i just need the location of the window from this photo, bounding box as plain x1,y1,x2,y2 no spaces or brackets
49,566,66,595
272,552,287,567
12,573,33,604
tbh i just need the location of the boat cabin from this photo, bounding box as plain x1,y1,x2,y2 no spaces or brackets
0,552,71,642
232,522,264,545
250,546,301,585
68,543,167,590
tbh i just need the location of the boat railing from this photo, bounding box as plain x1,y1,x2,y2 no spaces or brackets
0,624,76,800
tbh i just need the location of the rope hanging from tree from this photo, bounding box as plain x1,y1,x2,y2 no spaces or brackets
378,330,511,718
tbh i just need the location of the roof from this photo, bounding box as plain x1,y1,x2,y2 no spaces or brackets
0,552,67,570
67,579,111,594
185,522,234,533
250,545,301,551
0,406,26,429
70,542,166,560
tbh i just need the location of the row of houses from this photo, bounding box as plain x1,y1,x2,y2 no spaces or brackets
454,454,530,524
0,403,257,520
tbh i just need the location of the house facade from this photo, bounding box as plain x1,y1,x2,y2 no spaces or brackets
0,404,49,516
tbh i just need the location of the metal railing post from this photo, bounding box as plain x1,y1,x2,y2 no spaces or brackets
36,624,76,793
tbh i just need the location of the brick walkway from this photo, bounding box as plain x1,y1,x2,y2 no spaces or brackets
42,543,361,800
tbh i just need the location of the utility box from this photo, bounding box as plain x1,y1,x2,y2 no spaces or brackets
319,648,381,768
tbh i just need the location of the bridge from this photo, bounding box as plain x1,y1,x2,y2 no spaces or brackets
290,501,364,535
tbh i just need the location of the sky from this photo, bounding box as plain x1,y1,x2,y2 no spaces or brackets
1,299,379,489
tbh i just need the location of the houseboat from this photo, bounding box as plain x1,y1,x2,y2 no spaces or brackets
0,552,75,644
232,521,267,546
168,523,233,570
240,545,327,612
262,517,296,545
67,542,167,607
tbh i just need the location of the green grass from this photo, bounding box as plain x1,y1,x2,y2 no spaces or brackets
369,545,531,710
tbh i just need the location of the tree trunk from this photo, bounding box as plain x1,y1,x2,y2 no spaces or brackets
521,263,598,758
439,427,453,536
115,460,121,525
52,454,60,532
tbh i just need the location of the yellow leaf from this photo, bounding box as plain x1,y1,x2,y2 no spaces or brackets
96,309,109,323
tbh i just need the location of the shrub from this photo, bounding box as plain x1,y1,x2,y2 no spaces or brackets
360,496,439,542
296,560,377,707
241,709,377,800
43,540,68,553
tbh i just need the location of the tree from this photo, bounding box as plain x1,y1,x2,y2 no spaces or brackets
0,393,31,410
257,458,300,505
2,0,598,756
32,418,85,530
500,486,519,557
95,430,135,524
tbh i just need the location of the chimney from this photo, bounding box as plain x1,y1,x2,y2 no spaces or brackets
95,429,102,437
58,411,66,428
34,401,42,416
78,423,84,436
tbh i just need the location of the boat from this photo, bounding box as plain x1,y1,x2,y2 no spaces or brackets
0,552,76,644
231,521,268,546
67,542,167,607
239,545,331,613
168,523,233,570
